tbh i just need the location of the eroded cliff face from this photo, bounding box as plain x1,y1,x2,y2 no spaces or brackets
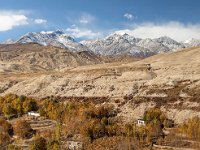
0,47,200,123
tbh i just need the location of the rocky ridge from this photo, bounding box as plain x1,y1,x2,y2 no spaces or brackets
3,30,200,58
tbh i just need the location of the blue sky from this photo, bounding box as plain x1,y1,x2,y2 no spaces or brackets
0,0,200,42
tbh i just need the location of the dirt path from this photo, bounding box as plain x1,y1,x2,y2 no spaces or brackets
153,144,198,150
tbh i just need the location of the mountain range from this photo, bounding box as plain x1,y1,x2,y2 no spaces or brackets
2,30,200,58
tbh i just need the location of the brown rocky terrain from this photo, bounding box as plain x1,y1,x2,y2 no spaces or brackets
0,44,200,123
0,43,104,72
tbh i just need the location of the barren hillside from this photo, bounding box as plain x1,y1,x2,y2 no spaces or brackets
0,43,103,72
0,46,200,123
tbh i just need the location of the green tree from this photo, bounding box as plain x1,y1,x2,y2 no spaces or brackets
23,99,38,113
11,98,23,116
144,108,166,125
2,104,17,118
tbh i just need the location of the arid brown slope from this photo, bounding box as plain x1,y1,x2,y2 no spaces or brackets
0,46,200,123
0,43,103,72
0,43,139,73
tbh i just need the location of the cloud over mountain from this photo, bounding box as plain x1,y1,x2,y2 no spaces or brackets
66,26,102,39
116,21,200,41
0,11,29,32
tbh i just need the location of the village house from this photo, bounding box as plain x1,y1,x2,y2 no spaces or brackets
137,119,146,126
28,111,40,117
67,141,83,150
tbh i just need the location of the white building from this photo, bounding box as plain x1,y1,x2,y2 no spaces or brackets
28,112,40,117
137,119,145,126
67,141,83,150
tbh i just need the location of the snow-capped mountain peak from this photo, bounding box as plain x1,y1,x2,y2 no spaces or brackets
184,38,194,44
15,30,88,52
183,38,200,47
81,33,186,56
2,30,200,58
1,39,15,44
40,29,65,35
152,36,185,51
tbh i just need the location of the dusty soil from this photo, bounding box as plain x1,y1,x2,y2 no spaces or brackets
1,46,200,123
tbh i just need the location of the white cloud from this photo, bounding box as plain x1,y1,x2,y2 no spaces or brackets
34,19,47,24
79,13,95,24
66,26,102,39
67,13,96,25
124,13,134,20
115,21,200,41
0,11,28,32
80,19,89,24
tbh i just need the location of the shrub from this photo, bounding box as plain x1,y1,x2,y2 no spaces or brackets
47,140,60,150
143,108,166,125
101,117,108,126
81,120,98,142
86,136,137,150
29,137,47,150
8,145,23,150
23,99,38,113
179,116,200,141
147,120,164,140
19,95,26,102
0,129,10,148
2,104,17,119
164,119,174,128
13,120,34,139
0,94,38,118
0,118,13,136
